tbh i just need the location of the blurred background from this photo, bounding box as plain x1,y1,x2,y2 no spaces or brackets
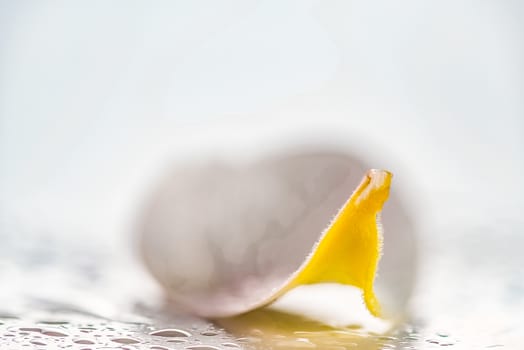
0,1,523,349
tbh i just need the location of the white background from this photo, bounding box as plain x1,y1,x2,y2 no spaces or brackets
1,1,523,244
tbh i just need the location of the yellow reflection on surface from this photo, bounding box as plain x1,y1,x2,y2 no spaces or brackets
219,308,390,350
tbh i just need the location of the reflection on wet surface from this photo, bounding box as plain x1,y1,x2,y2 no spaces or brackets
1,225,522,349
0,316,442,349
0,319,233,350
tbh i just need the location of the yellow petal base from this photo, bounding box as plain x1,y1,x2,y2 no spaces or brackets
274,169,392,317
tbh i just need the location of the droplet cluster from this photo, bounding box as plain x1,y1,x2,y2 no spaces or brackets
0,318,243,350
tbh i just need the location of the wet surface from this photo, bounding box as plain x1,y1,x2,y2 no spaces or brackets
1,223,522,349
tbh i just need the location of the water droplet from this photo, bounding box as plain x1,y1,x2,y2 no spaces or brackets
39,320,69,325
236,337,259,343
42,329,68,337
111,337,140,344
19,327,41,332
30,340,47,346
74,339,96,345
150,328,190,337
404,335,419,341
222,343,240,348
200,330,219,336
378,336,397,341
185,346,220,350
150,346,170,350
